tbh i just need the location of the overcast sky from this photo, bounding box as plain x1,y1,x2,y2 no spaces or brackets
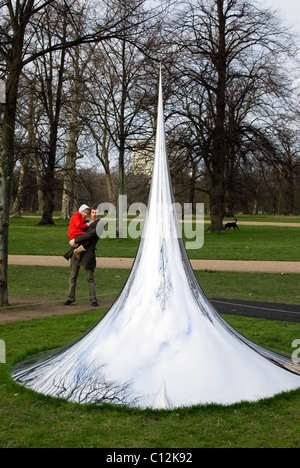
257,0,300,35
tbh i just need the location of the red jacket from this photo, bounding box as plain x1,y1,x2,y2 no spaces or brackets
68,212,88,240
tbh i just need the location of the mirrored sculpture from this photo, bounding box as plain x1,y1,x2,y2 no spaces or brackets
12,69,300,409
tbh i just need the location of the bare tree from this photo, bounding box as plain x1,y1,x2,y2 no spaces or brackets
12,74,39,215
61,43,97,219
0,0,161,306
173,0,295,231
83,0,166,235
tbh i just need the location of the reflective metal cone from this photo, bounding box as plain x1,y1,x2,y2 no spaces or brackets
153,379,174,410
12,69,300,409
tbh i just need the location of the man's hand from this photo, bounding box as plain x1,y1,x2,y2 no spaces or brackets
69,239,77,247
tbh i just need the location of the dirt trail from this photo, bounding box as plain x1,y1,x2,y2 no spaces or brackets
0,297,114,325
8,255,300,274
4,232,299,324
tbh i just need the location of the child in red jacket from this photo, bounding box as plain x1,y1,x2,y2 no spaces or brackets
68,208,89,239
68,204,91,259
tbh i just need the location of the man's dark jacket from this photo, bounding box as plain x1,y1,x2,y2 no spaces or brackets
64,218,104,269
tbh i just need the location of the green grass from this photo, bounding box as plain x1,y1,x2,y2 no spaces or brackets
224,214,300,223
9,218,70,256
0,266,299,448
1,215,299,447
0,309,300,448
8,216,300,261
17,212,300,223
6,266,300,305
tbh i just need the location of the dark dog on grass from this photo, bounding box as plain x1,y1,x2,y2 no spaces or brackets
224,218,240,231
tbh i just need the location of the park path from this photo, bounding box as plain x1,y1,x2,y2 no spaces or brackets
2,254,299,325
11,218,300,272
8,254,300,273
22,216,300,227
1,219,299,325
3,248,300,324
235,221,300,227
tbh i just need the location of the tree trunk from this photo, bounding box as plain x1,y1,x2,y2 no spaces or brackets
12,79,36,216
117,141,126,238
208,176,225,231
39,118,58,225
0,0,32,305
188,161,197,213
0,70,21,305
101,143,116,205
105,171,115,205
39,160,56,225
61,48,83,219
35,154,44,213
280,159,295,213
0,169,11,306
39,17,67,225
61,106,80,219
12,154,29,216
253,170,262,215
61,155,77,219
207,0,226,232
117,39,127,238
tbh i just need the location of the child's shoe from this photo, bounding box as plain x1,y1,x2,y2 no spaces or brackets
74,245,86,259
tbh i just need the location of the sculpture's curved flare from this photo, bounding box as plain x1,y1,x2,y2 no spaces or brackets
12,69,300,409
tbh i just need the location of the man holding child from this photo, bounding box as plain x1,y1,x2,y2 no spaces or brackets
64,205,104,307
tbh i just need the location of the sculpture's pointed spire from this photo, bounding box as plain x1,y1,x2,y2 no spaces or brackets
153,379,174,410
12,69,300,409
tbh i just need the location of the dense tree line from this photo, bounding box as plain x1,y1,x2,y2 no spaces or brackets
0,0,300,305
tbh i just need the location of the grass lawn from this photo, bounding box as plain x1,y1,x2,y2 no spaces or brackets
224,214,300,223
6,265,300,305
8,216,300,261
1,215,299,448
0,265,299,447
0,307,300,448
